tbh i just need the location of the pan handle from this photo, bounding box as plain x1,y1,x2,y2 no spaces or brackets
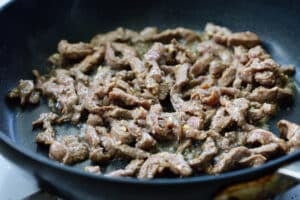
278,161,300,180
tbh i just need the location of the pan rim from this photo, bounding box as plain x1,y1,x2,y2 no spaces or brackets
1,131,300,185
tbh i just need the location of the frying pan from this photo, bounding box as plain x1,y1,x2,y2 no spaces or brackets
0,0,300,199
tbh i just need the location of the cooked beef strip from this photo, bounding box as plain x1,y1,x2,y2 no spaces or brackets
77,46,105,73
33,112,58,145
58,40,93,60
238,154,266,167
109,88,151,109
278,120,300,151
210,146,251,174
138,152,192,179
249,143,286,159
8,24,300,178
188,137,218,171
49,135,89,165
107,159,144,177
7,80,40,105
148,27,200,43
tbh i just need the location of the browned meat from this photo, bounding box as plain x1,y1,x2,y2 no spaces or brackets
188,137,218,170
84,166,101,174
149,27,200,43
136,132,157,150
109,88,151,109
175,63,190,87
110,120,135,144
86,114,103,126
209,60,227,78
77,46,105,73
138,152,192,178
89,147,112,163
58,40,93,59
91,27,140,46
248,86,293,103
140,27,158,40
205,23,232,45
8,80,40,105
115,144,150,159
41,69,78,114
105,42,137,69
210,147,251,174
205,23,260,48
280,65,295,76
227,32,260,47
224,98,249,126
84,125,101,147
49,135,89,164
9,24,300,178
278,120,300,150
246,129,284,145
233,46,249,64
210,108,233,133
218,66,236,87
248,103,277,123
76,81,101,112
250,143,286,159
33,112,58,145
239,58,279,87
107,159,144,177
239,154,266,167
146,104,182,140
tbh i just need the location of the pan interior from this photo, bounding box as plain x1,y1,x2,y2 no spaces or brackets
1,0,300,175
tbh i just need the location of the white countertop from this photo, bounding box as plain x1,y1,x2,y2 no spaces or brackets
0,154,39,200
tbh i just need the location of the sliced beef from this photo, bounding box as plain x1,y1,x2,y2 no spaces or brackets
90,27,140,45
49,135,89,165
84,125,101,147
138,152,192,178
249,143,286,159
34,112,58,145
89,147,112,163
205,23,232,45
227,32,260,47
218,66,236,87
135,132,157,150
109,88,151,109
210,108,233,133
77,46,105,73
175,63,190,87
8,80,40,105
210,146,251,174
146,104,182,140
149,27,200,43
115,144,150,159
188,137,218,170
86,114,103,126
246,129,284,145
76,81,101,112
9,24,300,178
107,159,144,177
238,154,266,167
205,23,260,48
278,120,300,150
224,98,249,126
41,69,78,114
58,40,93,59
105,42,137,69
248,86,293,103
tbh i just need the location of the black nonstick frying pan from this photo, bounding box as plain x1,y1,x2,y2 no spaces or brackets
1,0,300,199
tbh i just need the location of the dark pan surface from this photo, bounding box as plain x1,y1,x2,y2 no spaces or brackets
1,0,300,199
